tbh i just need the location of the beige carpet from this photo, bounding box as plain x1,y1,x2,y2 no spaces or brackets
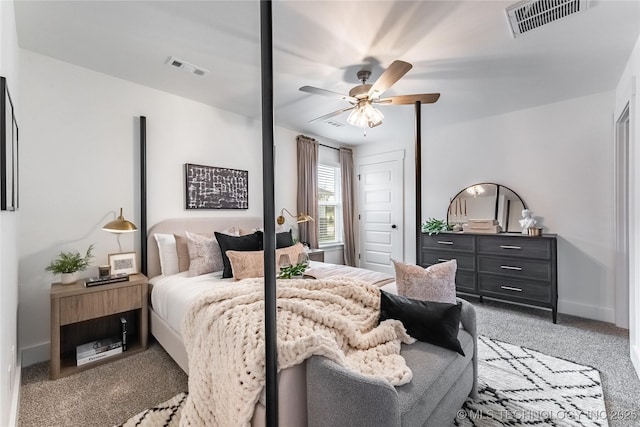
18,342,187,427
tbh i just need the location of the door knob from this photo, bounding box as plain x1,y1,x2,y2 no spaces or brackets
391,224,397,229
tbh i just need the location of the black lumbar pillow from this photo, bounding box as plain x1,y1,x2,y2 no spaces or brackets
379,290,465,356
256,229,294,250
275,230,294,248
215,231,262,278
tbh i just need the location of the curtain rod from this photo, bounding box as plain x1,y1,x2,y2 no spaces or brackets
319,143,340,151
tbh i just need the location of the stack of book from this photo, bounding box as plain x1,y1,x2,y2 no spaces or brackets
76,336,123,366
84,273,129,287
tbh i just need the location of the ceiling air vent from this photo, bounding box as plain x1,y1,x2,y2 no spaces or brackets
325,120,345,128
166,56,209,77
506,0,588,38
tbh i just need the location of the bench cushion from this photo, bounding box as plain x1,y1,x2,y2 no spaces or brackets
397,329,473,425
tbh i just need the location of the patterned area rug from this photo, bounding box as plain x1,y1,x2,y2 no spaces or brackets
457,336,608,426
117,392,186,427
117,336,607,427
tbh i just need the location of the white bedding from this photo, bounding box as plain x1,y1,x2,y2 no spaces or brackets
150,271,232,335
149,261,398,337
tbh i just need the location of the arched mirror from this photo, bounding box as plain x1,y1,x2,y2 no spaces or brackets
447,183,527,233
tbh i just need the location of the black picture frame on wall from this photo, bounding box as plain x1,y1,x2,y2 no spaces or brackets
184,163,248,210
1,76,18,211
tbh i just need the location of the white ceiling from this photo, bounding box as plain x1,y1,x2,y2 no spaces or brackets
14,0,640,145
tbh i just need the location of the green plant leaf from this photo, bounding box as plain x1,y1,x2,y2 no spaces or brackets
46,244,95,274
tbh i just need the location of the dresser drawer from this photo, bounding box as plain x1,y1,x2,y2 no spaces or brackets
59,285,142,325
478,275,551,304
455,270,476,293
477,235,551,259
422,233,474,252
478,256,551,281
421,251,475,271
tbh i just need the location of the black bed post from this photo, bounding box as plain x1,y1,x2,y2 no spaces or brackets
140,116,148,276
415,101,422,265
260,1,278,426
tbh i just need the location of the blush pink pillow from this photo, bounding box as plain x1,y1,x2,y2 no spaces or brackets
392,259,457,304
226,243,305,280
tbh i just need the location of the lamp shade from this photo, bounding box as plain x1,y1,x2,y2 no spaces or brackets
102,208,137,233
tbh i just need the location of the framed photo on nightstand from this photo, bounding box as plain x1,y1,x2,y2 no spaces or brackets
108,252,138,276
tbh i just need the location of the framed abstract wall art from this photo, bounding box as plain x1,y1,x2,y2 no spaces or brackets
184,163,248,210
1,76,18,211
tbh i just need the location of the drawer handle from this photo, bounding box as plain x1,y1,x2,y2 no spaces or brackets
500,265,522,271
500,285,523,292
437,241,454,245
500,245,522,250
438,258,451,262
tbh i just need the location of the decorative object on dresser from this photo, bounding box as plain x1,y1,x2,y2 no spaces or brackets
421,217,451,235
45,244,95,285
1,76,19,212
49,274,148,379
420,232,558,322
447,183,526,233
184,163,248,210
518,208,537,234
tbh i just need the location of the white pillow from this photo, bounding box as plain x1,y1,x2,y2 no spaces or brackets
154,233,180,276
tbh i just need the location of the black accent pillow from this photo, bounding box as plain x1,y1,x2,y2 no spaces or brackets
379,290,465,356
215,231,261,278
276,230,294,249
256,230,294,250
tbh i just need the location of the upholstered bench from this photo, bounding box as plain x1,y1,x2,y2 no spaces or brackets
306,298,477,427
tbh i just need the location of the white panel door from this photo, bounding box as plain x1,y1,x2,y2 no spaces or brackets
358,154,403,274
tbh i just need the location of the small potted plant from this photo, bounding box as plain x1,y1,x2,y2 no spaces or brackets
46,244,95,284
421,218,452,236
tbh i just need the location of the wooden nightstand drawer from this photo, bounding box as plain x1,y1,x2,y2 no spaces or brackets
59,285,142,325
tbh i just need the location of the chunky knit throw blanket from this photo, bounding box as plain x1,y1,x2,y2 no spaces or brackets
179,278,415,427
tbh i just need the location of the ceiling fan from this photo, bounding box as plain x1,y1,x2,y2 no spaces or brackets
300,60,440,129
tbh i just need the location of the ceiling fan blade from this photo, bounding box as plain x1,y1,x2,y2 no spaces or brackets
308,106,355,123
300,86,358,103
377,93,441,105
367,60,413,99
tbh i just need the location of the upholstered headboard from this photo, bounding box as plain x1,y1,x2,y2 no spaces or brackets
146,216,263,279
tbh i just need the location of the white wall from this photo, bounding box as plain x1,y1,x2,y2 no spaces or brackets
0,0,21,425
615,34,640,378
355,91,617,323
18,50,300,365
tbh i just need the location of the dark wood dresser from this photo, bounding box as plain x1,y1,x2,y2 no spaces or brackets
420,232,558,322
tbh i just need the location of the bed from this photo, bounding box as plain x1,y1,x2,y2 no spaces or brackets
146,217,476,427
146,216,399,426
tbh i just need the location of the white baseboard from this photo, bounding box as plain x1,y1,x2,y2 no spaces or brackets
632,344,640,380
558,300,615,323
21,342,49,367
8,349,21,427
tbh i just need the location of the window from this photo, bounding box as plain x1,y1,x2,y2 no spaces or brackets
317,164,342,245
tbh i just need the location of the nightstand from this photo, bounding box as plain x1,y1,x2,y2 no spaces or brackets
308,248,325,262
49,273,148,379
